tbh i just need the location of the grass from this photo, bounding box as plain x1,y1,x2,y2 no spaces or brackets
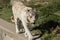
0,6,13,22
53,37,60,40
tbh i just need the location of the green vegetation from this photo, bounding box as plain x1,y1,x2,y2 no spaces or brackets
24,0,60,40
0,6,12,22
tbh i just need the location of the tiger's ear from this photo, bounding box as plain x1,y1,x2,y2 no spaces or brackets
26,9,32,13
27,9,30,12
27,8,32,12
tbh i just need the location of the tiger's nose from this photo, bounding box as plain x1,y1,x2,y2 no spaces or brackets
33,22,35,24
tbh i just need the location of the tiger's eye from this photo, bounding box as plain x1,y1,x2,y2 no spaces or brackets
27,10,30,12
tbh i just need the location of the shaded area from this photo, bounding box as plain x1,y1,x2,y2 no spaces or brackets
32,20,60,37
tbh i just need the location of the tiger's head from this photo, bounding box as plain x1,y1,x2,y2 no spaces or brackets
24,7,37,24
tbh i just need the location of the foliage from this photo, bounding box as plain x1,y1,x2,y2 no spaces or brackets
41,32,56,40
28,0,60,40
0,6,12,22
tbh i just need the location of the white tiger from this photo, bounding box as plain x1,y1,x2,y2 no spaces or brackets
11,0,36,40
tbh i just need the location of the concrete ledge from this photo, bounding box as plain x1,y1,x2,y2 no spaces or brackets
0,18,27,40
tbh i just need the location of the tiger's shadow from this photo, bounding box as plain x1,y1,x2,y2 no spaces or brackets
32,20,60,38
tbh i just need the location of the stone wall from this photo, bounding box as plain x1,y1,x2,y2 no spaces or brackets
0,19,27,40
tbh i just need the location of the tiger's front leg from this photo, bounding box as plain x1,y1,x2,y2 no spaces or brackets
14,18,20,34
21,20,34,40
